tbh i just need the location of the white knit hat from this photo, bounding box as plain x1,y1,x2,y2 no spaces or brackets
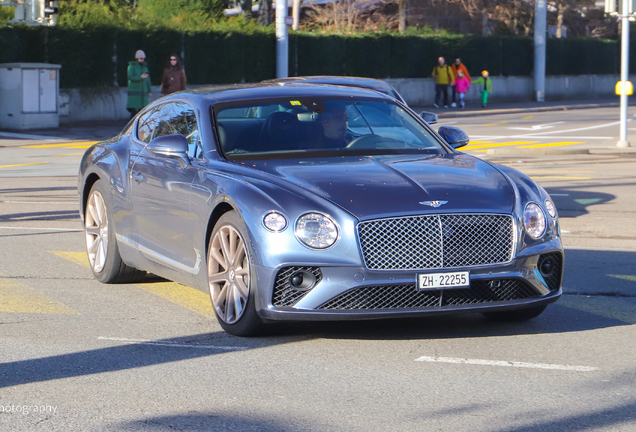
135,50,146,59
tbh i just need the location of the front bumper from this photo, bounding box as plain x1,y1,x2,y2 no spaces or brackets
254,245,564,322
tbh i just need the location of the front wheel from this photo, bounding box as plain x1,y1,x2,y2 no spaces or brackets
482,305,547,322
207,211,263,336
84,180,146,283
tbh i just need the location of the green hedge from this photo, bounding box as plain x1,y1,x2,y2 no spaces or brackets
0,26,626,88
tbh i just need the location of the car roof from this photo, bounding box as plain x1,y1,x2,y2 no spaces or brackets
182,82,394,105
263,76,403,101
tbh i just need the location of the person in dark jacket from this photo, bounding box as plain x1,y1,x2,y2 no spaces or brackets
127,50,152,118
161,55,187,96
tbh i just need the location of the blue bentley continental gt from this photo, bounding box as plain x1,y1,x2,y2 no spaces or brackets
78,83,563,336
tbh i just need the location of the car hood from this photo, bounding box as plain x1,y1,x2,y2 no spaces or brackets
243,154,514,220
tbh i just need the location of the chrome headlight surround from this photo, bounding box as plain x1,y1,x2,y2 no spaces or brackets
295,212,340,249
545,199,557,218
524,202,547,239
262,211,288,232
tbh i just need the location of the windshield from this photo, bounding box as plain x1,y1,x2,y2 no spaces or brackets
215,98,446,160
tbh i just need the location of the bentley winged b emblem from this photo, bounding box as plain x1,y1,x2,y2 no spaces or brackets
419,200,448,208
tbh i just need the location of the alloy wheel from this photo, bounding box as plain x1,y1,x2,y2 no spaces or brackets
208,225,250,324
85,190,108,273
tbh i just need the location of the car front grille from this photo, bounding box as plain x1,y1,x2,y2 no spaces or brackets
272,266,323,307
317,279,539,310
358,214,514,270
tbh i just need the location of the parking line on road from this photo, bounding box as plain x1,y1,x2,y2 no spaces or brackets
520,142,585,149
522,171,594,174
53,251,216,318
22,141,98,149
609,274,636,282
0,227,82,232
51,251,89,267
137,282,216,319
52,252,215,318
465,141,539,150
0,273,79,315
529,176,591,180
0,162,48,169
97,336,247,351
415,356,598,372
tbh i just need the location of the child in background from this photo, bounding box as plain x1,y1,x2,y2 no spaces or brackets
454,70,470,108
472,70,492,108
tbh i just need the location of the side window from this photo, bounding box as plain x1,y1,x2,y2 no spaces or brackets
181,104,203,159
154,102,202,160
137,106,162,144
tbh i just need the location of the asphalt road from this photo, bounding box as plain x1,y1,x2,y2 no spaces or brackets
440,106,636,155
1,109,635,431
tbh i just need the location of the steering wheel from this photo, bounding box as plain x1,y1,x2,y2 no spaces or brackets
345,134,381,149
345,134,408,150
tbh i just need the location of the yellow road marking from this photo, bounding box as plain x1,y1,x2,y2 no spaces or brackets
520,142,584,149
483,121,508,126
0,272,79,315
522,170,595,174
521,116,534,120
52,251,215,318
51,251,89,268
465,141,539,150
529,176,591,180
137,282,215,319
23,141,98,149
609,274,636,282
0,162,48,169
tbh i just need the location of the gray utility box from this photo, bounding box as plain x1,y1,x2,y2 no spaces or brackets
0,63,61,130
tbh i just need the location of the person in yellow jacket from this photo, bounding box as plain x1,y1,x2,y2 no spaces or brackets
431,57,454,108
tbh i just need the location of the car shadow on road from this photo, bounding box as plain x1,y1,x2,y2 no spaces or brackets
266,248,636,341
0,333,290,390
545,186,617,217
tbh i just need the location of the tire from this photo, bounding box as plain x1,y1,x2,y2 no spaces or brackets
482,305,547,322
84,180,146,284
207,210,263,336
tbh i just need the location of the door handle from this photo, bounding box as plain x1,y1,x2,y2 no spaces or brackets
132,172,144,184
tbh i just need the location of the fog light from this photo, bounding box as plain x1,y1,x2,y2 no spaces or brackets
540,259,554,277
289,270,317,291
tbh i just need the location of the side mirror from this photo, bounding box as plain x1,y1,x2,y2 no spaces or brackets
148,134,190,168
438,126,470,149
420,111,438,125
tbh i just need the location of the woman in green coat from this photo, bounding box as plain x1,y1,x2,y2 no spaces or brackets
127,50,152,117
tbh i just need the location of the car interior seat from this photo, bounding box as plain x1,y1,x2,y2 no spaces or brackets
257,112,306,152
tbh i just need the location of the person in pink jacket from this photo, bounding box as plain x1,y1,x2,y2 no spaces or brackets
454,70,470,108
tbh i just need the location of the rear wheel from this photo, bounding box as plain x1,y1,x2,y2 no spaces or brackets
482,305,547,322
207,211,263,336
85,180,146,283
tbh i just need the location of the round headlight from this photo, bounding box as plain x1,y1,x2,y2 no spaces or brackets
545,199,557,218
263,211,287,232
295,213,339,249
524,203,546,239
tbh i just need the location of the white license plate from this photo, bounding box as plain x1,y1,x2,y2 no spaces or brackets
417,271,469,290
